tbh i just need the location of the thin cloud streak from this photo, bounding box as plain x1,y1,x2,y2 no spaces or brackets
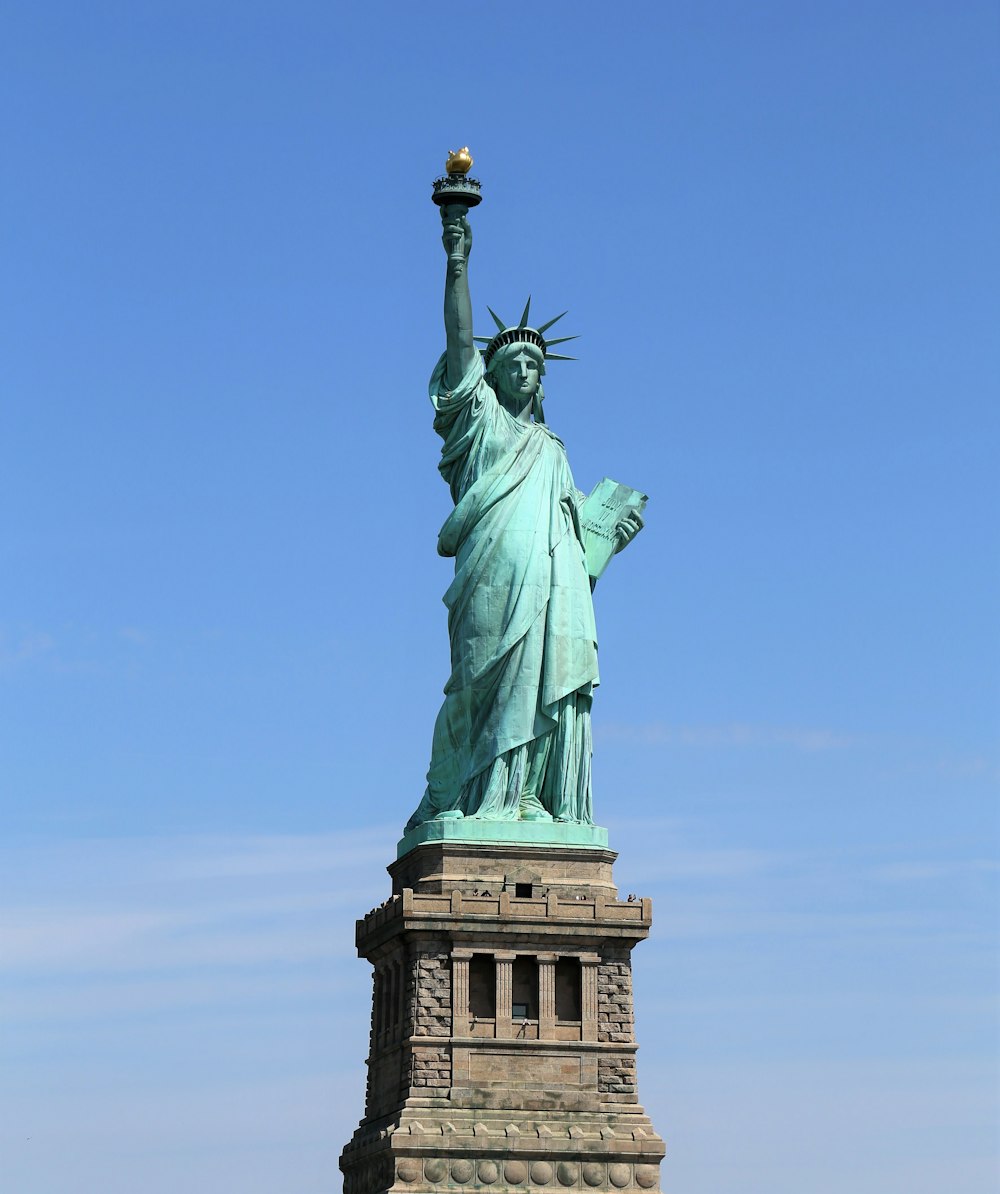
4,969,365,1024
5,828,992,986
596,721,855,751
163,831,392,879
0,627,56,669
870,858,999,882
1,830,389,981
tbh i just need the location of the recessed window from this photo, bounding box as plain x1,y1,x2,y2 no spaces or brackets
514,882,532,898
555,957,582,1021
512,1002,529,1019
469,955,496,1019
511,956,539,1020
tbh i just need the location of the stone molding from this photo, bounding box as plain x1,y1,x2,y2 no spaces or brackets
395,820,610,857
359,889,652,955
386,1156,661,1192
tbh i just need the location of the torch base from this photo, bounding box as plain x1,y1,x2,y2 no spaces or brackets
431,174,482,207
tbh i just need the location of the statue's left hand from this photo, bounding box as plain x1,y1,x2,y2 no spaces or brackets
614,508,645,554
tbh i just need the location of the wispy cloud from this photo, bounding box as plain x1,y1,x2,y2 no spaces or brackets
934,755,1000,783
596,721,854,751
0,829,395,1007
0,628,55,669
869,858,999,882
606,821,998,949
162,830,390,880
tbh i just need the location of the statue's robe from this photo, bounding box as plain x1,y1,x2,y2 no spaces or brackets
405,353,599,830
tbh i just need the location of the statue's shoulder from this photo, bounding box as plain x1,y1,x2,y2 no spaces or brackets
534,421,566,449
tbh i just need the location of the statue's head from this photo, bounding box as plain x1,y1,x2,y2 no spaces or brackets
475,299,578,423
487,342,545,407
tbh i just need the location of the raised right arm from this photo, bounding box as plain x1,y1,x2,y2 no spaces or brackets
440,205,477,389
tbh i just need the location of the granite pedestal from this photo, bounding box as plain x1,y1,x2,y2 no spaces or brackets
339,833,666,1194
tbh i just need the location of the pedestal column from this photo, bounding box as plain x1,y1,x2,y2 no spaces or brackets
495,951,515,1038
537,953,557,1039
452,950,472,1037
582,956,600,1042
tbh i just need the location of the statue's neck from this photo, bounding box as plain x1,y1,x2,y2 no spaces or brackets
497,392,534,424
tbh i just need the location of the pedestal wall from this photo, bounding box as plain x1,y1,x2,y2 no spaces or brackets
340,840,665,1194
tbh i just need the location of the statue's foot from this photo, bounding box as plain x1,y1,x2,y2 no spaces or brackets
519,808,554,822
433,810,464,820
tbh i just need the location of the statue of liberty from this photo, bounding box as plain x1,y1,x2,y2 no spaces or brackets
403,159,644,835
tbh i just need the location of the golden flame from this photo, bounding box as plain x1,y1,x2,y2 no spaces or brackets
446,147,473,175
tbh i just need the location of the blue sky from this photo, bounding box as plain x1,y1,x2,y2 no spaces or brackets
1,2,997,1192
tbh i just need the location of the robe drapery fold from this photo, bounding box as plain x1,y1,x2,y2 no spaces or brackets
404,353,599,831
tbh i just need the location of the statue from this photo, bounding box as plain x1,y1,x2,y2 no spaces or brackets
403,152,645,835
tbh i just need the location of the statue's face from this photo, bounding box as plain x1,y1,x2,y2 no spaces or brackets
495,350,542,401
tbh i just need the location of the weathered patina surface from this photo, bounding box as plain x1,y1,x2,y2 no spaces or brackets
404,185,644,840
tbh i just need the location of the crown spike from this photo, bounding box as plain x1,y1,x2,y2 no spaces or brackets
536,311,568,334
480,302,578,369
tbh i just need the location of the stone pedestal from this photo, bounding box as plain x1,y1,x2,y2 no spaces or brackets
339,838,665,1194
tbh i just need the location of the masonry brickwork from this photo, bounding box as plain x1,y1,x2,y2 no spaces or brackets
340,840,666,1194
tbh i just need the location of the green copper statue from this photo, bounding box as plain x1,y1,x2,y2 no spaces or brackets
404,152,645,835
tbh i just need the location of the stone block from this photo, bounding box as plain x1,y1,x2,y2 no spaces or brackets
341,840,665,1192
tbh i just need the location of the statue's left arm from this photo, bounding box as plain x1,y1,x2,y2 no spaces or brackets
570,487,644,592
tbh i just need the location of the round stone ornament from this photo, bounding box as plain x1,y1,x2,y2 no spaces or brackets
608,1163,632,1188
478,1160,499,1184
582,1162,606,1187
504,1161,528,1184
451,1159,475,1184
530,1161,554,1186
635,1165,659,1189
424,1158,447,1183
396,1159,420,1183
557,1161,580,1186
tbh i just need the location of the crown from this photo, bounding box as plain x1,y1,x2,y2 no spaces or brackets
473,297,578,367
